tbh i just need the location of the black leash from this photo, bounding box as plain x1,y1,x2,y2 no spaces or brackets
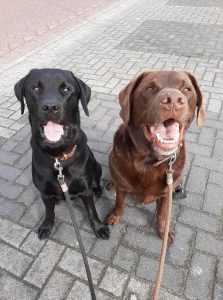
54,158,96,300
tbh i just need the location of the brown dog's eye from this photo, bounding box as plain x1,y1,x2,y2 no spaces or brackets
184,87,191,92
146,86,153,91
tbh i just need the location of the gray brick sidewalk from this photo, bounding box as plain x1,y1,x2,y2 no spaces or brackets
0,0,223,299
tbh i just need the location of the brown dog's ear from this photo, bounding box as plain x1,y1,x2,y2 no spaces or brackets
186,72,205,127
119,72,146,125
71,73,91,116
14,75,28,115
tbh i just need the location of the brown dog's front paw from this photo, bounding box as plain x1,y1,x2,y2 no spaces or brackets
106,213,121,225
158,226,175,244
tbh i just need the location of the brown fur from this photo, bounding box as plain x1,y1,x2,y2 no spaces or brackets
106,71,205,243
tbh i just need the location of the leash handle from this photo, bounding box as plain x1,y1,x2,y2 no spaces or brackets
54,159,97,300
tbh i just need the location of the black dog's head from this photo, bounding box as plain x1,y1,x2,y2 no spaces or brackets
14,68,91,154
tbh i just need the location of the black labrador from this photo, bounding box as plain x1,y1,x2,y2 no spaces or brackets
14,68,110,240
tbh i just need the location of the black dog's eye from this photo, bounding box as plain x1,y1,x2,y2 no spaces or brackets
32,85,40,91
63,86,70,92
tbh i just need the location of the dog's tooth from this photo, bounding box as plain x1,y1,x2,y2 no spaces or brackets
156,133,161,141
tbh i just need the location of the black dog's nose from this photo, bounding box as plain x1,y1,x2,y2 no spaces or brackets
41,103,60,113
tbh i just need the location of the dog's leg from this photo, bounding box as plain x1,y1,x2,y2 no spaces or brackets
37,195,55,239
93,160,103,197
81,192,110,240
106,189,126,225
156,196,174,244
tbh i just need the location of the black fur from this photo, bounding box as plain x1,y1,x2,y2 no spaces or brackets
14,68,110,240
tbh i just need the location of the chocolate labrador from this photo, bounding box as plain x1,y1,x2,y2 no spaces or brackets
14,68,110,240
106,71,205,243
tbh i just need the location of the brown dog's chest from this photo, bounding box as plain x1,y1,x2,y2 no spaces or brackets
115,153,185,204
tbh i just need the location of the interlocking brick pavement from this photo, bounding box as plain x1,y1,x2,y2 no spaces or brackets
0,0,223,299
0,0,117,67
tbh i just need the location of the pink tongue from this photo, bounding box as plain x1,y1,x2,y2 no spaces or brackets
43,121,64,142
151,123,179,140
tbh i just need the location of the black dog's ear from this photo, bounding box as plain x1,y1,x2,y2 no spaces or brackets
14,75,28,115
71,72,91,116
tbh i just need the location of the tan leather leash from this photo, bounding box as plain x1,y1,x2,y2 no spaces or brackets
153,153,176,300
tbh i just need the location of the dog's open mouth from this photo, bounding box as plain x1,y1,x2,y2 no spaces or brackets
143,118,185,154
40,121,64,143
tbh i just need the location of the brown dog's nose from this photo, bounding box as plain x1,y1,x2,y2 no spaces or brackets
160,90,186,111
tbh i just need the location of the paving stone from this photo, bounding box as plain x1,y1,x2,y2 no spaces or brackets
217,260,223,285
88,140,111,154
55,200,86,225
20,199,45,228
123,277,151,300
100,266,128,297
0,242,32,276
15,149,32,169
0,197,25,221
24,240,65,288
136,256,185,293
213,139,223,160
53,222,95,252
0,148,20,165
11,124,30,142
213,284,223,300
186,141,212,157
0,162,22,181
91,223,126,261
203,183,223,216
194,155,223,173
15,165,32,186
1,140,18,151
122,206,153,227
208,171,223,187
0,217,29,248
158,289,184,300
123,226,163,256
177,192,203,210
67,281,112,300
198,127,216,147
195,231,223,257
13,135,31,154
39,270,73,300
113,245,138,272
167,0,223,8
185,252,216,300
0,178,23,199
17,184,39,206
59,248,104,284
168,223,194,267
0,271,38,300
20,231,46,256
117,20,223,60
178,207,221,233
186,166,208,194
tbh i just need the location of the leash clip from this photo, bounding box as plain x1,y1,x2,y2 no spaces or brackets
166,152,176,185
54,158,64,180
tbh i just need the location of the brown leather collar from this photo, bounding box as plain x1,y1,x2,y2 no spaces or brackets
57,145,77,161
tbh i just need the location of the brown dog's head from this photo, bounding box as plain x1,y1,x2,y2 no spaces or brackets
119,71,205,155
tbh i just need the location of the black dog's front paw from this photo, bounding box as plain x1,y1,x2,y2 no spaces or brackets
37,219,54,240
92,221,110,240
93,185,103,198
